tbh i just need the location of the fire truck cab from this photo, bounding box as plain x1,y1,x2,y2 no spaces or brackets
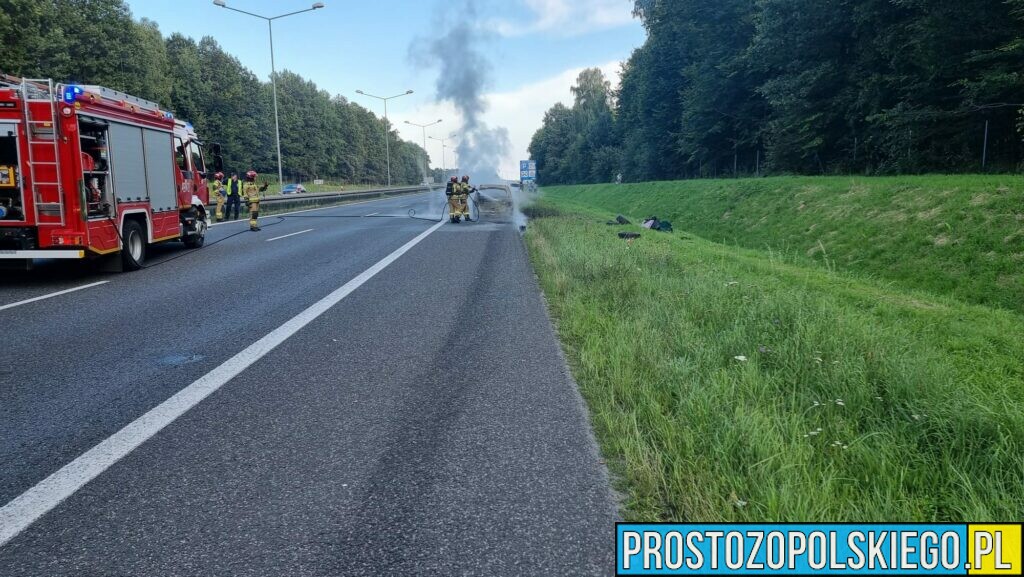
0,77,211,271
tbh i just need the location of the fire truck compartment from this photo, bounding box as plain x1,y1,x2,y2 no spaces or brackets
0,121,26,222
78,117,113,219
107,121,177,211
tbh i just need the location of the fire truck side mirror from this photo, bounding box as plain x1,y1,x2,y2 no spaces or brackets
210,143,224,173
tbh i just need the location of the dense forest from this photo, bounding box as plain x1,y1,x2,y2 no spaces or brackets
0,0,430,184
530,0,1024,184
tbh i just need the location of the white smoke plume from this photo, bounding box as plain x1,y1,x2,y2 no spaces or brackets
412,2,511,183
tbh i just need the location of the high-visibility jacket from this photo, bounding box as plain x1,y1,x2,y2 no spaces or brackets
225,178,242,196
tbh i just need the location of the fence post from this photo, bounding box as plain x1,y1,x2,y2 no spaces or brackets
982,120,989,171
907,128,913,173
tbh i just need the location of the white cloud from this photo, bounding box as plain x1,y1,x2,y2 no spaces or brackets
395,61,622,179
489,0,636,37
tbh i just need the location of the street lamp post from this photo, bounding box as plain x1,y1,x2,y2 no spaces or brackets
213,0,325,193
405,119,442,185
355,89,413,187
428,132,456,181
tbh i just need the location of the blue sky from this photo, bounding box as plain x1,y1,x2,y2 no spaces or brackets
124,0,645,176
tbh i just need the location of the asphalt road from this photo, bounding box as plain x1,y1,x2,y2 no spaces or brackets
0,188,619,575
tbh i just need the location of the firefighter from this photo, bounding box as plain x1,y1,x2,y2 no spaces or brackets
459,175,476,222
211,172,226,222
243,170,269,231
224,173,243,221
445,176,461,223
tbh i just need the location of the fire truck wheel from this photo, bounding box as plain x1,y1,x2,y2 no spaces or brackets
121,220,146,270
183,218,206,249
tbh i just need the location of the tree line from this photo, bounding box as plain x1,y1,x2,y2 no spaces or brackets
530,0,1024,184
0,0,429,184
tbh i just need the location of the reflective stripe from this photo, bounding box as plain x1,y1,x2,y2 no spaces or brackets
0,250,85,259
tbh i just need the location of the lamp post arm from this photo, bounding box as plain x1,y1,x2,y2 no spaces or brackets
269,7,320,20
219,5,270,19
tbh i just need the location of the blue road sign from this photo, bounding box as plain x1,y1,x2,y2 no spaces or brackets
520,160,537,181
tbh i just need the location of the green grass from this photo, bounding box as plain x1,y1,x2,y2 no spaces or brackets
259,181,386,197
545,175,1024,313
524,196,1024,522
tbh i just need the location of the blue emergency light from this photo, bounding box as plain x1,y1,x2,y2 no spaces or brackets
62,85,84,104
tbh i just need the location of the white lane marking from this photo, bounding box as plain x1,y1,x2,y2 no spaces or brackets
0,281,109,312
265,229,314,243
0,219,446,548
364,212,380,217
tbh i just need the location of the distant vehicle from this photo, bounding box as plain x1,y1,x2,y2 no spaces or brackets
281,183,306,194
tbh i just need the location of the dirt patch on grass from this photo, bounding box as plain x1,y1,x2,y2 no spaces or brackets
970,193,992,206
879,293,947,311
917,207,942,221
880,209,909,223
996,274,1019,288
521,204,564,219
933,234,951,247
843,184,871,197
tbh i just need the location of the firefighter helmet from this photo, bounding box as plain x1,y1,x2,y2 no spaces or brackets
450,176,458,183
245,170,257,181
461,175,469,182
214,172,224,180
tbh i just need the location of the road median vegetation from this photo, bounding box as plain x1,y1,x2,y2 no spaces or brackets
544,176,1024,313
524,188,1023,522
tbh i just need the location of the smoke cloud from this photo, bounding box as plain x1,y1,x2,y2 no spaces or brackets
412,3,511,182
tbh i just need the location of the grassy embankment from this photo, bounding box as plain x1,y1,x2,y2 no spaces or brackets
546,176,1024,313
524,176,1023,522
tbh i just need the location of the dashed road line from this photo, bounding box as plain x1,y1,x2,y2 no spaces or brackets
0,219,447,548
266,229,314,242
0,281,109,313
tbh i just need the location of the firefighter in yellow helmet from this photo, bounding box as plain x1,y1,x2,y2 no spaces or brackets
211,172,226,222
459,175,476,222
445,176,462,223
243,170,268,231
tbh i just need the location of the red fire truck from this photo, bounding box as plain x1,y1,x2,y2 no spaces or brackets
0,77,213,271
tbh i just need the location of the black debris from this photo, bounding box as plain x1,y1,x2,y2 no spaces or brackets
642,216,673,233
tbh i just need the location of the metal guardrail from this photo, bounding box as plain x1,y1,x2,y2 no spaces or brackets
207,184,436,214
